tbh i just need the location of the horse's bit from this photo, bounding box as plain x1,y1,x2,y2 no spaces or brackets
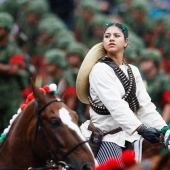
34,98,88,170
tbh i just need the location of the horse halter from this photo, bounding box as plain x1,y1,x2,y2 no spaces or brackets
34,98,87,169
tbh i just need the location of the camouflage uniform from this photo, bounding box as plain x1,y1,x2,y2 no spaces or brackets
87,14,108,48
67,42,89,123
124,47,138,66
67,42,88,82
44,49,75,89
18,0,49,55
0,12,29,133
31,15,67,78
73,0,98,46
123,0,155,46
44,49,77,111
153,15,170,76
139,49,170,114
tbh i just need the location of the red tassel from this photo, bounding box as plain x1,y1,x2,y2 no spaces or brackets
25,98,29,104
121,150,136,168
39,88,45,93
20,104,27,110
43,85,50,92
105,158,120,170
93,164,106,170
27,93,34,101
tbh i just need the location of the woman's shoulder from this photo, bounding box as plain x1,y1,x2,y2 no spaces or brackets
90,62,114,75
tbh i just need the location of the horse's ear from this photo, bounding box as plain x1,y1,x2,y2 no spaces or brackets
30,78,46,107
57,77,67,99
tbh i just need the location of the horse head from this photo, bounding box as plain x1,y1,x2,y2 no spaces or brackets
0,78,96,170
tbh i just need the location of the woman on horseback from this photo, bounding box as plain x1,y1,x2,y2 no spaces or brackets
76,22,169,165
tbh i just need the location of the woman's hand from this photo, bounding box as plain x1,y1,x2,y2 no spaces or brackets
137,125,161,144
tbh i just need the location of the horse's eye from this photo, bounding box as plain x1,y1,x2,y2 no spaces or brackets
50,119,61,127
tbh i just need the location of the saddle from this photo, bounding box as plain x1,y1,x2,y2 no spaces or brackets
88,122,122,157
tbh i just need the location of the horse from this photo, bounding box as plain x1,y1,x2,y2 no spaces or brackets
0,78,96,170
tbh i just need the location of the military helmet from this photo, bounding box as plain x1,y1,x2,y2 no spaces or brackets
128,31,145,54
81,0,97,13
157,15,170,32
131,0,150,14
0,12,14,31
44,49,67,68
140,49,161,66
124,47,137,60
26,0,49,16
67,43,88,60
57,37,74,50
91,14,107,29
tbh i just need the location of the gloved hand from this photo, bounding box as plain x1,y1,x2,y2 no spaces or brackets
138,125,161,144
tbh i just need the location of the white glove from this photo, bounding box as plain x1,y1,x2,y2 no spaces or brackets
164,130,170,149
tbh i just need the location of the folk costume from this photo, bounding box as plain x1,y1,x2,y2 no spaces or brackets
76,43,167,164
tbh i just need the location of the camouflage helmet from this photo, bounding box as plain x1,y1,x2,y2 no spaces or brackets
0,12,13,31
56,29,75,42
124,47,137,60
67,42,88,60
44,49,67,68
26,0,49,16
57,37,74,50
0,0,20,20
81,0,97,13
128,31,145,54
157,15,170,32
41,14,66,32
91,14,107,29
131,0,150,14
140,49,161,66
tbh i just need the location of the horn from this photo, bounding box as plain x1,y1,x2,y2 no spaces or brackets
57,77,67,99
30,77,46,107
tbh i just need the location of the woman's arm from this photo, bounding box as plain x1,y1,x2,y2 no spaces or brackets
135,67,167,129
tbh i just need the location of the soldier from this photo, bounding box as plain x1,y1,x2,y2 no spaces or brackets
44,49,77,110
67,42,88,81
56,37,75,55
148,15,170,76
87,14,108,48
139,49,170,122
0,12,29,133
73,0,98,45
124,47,138,66
123,0,155,47
67,42,89,123
17,0,49,55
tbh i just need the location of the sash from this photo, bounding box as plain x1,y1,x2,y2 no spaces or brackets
88,56,140,115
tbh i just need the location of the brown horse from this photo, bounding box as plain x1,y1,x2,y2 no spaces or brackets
0,78,96,170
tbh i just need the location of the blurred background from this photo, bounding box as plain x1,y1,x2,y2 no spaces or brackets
1,0,170,133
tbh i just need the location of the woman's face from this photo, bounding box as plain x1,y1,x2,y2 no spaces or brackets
103,26,128,54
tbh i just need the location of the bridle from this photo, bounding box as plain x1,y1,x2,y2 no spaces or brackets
34,98,88,170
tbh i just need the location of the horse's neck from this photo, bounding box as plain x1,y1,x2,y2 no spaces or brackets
0,102,44,168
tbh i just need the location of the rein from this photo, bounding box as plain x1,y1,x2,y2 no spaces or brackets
34,98,87,169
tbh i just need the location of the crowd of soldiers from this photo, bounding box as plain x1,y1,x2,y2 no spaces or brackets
0,0,170,133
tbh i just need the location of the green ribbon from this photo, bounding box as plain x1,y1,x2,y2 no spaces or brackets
0,133,6,142
105,22,112,27
160,149,168,156
121,24,128,31
161,123,170,135
52,90,57,95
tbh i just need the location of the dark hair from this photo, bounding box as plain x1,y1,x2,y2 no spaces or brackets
103,22,128,39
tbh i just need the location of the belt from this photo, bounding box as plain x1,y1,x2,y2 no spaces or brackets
88,122,122,136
